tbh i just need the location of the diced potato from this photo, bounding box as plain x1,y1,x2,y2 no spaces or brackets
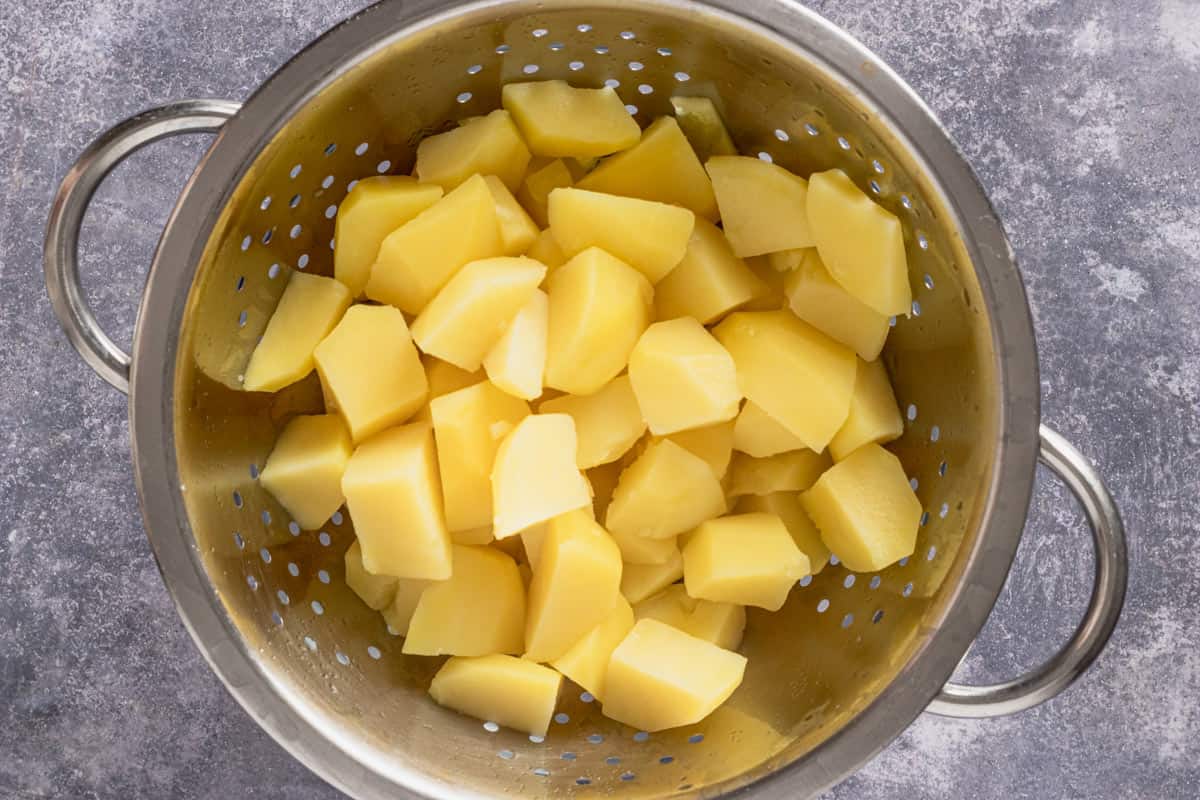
550,596,635,701
735,492,831,574
620,547,684,604
801,442,920,571
525,510,623,662
706,156,813,257
520,522,548,570
518,561,534,588
526,228,567,270
365,174,503,314
244,273,352,392
578,116,718,220
767,248,807,272
404,545,525,655
669,96,737,161
344,539,398,610
548,187,695,284
740,255,788,311
493,531,528,561
333,177,443,297
482,289,548,400
381,576,434,636
807,168,911,317
315,305,428,442
606,439,726,540
452,526,495,546
544,247,653,395
482,175,540,256
492,414,592,538
784,248,890,361
713,311,856,451
415,109,531,191
588,460,624,521
425,355,485,399
602,619,747,732
517,158,575,227
430,655,562,737
411,257,547,371
682,512,809,611
609,526,679,566
539,374,646,468
654,218,768,324
502,81,641,158
629,318,740,435
727,448,831,497
662,421,735,480
259,414,352,530
634,584,746,650
828,358,904,461
732,401,807,459
341,423,451,579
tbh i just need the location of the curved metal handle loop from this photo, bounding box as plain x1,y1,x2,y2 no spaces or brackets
44,99,242,394
928,424,1128,718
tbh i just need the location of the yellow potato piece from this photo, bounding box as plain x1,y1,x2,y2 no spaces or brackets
713,311,855,451
517,158,575,227
682,512,809,611
654,218,768,324
429,654,562,737
315,305,428,442
669,96,737,162
784,248,891,361
243,272,351,392
425,355,485,399
606,439,726,540
526,228,567,270
588,460,624,521
404,544,525,656
452,526,495,546
706,155,813,257
333,177,443,296
609,526,679,566
550,596,635,701
740,254,788,311
732,401,807,459
544,247,653,395
484,175,540,256
538,374,646,468
344,539,397,610
633,584,746,650
807,168,911,317
341,423,451,580
520,522,548,571
735,492,831,574
629,318,740,435
502,80,641,158
482,288,548,401
381,575,435,636
727,448,831,498
620,547,684,604
491,414,592,539
548,187,695,284
602,618,747,732
415,109,531,191
661,420,735,480
259,414,352,530
411,256,547,371
767,248,807,272
828,358,904,461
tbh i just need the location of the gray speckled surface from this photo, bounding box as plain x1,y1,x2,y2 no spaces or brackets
1,0,1197,798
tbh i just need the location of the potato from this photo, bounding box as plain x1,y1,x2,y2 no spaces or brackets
634,584,746,650
259,414,352,530
732,401,807,458
548,187,695,284
807,168,911,317
682,512,809,611
606,439,726,540
801,442,920,571
404,544,525,655
669,96,737,161
588,460,624,520
740,255,788,311
609,526,679,566
491,414,592,538
481,175,540,256
411,256,547,371
550,596,635,701
452,526,495,546
520,522,548,570
629,318,740,436
784,248,890,361
828,358,904,461
430,381,530,532
429,654,562,737
578,116,718,220
705,156,813,257
538,374,645,468
341,422,451,580
315,305,428,442
502,81,641,158
415,109,531,191
425,355,485,399
735,492,831,574
727,448,831,497
482,289,548,401
526,228,567,270
243,272,351,392
602,618,747,732
661,421,735,480
365,174,503,314
544,247,653,395
767,248,807,272
653,218,768,324
344,539,398,610
713,311,856,452
620,547,684,604
525,509,623,662
381,575,434,636
517,158,575,227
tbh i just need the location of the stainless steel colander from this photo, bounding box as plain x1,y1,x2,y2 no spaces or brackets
43,1,1128,797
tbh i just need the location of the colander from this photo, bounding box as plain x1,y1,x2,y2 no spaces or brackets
43,1,1128,797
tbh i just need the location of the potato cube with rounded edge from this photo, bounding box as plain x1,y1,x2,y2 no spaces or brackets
609,526,679,566
735,491,831,574
415,109,531,191
502,81,641,158
784,248,891,361
828,358,904,462
669,96,737,162
381,576,435,636
482,289,548,401
727,448,831,497
538,374,646,469
602,618,747,732
429,655,562,737
517,159,575,227
634,584,746,650
706,156,813,257
732,401,808,459
550,596,635,702
654,218,768,325
243,272,352,392
483,175,540,256
620,547,684,604
606,439,726,541
661,421,735,480
526,229,567,271
800,443,920,572
492,414,592,539
682,512,809,611
344,539,397,610
259,414,352,530
333,177,443,296
629,318,741,436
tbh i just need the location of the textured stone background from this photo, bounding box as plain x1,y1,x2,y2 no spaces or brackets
1,0,1197,798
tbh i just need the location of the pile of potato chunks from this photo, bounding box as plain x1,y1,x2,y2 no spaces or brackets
247,80,922,737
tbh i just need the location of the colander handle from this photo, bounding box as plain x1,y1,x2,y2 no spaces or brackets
44,99,242,394
928,424,1128,718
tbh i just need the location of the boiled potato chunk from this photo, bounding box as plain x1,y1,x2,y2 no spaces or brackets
539,374,645,468
606,439,726,540
706,156,813,257
740,254,788,311
344,539,397,610
634,584,746,650
661,421,735,480
243,272,351,392
482,288,548,401
517,158,575,227
828,358,904,461
732,401,807,458
425,355,484,399
484,175,540,256
727,448,831,497
602,618,747,732
548,187,694,284
415,109,531,191
259,413,352,530
629,318,740,435
544,247,652,395
767,248,807,273
525,510,623,662
526,228,567,270
609,526,679,566
341,423,451,580
550,596,635,701
381,576,434,636
520,522,548,570
429,654,562,737
654,218,768,324
502,81,641,158
784,248,890,361
713,311,856,452
491,414,592,538
807,168,911,317
670,96,737,161
682,512,809,611
735,492,831,574
620,547,684,604
801,442,920,572
333,177,443,296
411,256,547,371
452,526,496,546
404,544,525,655
315,304,428,442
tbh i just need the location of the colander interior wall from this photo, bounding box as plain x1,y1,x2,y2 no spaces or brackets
173,2,999,796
